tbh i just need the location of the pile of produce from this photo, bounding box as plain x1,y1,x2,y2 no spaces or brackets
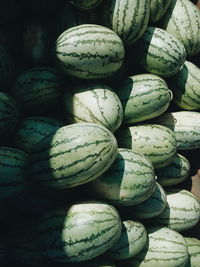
0,0,200,266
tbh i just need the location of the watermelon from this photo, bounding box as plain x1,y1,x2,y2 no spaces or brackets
126,182,167,219
55,24,125,79
63,81,123,133
160,0,200,57
116,73,172,123
167,60,200,110
155,153,190,187
116,124,177,168
30,122,118,189
132,26,186,77
0,147,28,200
184,237,200,267
125,226,189,267
0,92,19,138
155,189,200,232
154,111,200,150
100,0,150,46
14,116,64,154
35,201,122,262
105,220,147,260
149,0,172,23
10,67,63,115
89,148,156,206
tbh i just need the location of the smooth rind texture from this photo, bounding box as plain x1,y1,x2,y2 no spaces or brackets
30,122,118,189
160,0,200,57
116,124,177,168
117,73,172,123
55,24,125,79
36,202,122,262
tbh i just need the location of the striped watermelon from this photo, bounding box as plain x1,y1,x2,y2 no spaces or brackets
0,92,19,138
149,0,172,23
30,122,118,189
89,148,156,206
116,73,172,124
100,0,150,46
55,24,125,79
105,220,147,260
63,81,123,133
10,67,63,115
35,201,122,262
154,111,200,150
155,153,190,187
184,237,200,267
69,0,103,10
0,147,28,200
167,60,200,110
116,124,177,168
14,116,64,154
160,0,200,57
155,189,200,232
132,26,186,77
127,182,167,219
125,226,189,267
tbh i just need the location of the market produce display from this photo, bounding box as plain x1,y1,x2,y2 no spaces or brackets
0,0,200,266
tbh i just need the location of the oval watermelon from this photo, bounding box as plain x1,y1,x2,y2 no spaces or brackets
30,122,118,189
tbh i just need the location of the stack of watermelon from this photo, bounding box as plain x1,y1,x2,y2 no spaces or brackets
0,0,200,266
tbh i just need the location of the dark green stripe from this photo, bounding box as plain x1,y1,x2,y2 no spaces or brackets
57,28,118,45
39,224,120,261
33,145,114,182
32,138,111,163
